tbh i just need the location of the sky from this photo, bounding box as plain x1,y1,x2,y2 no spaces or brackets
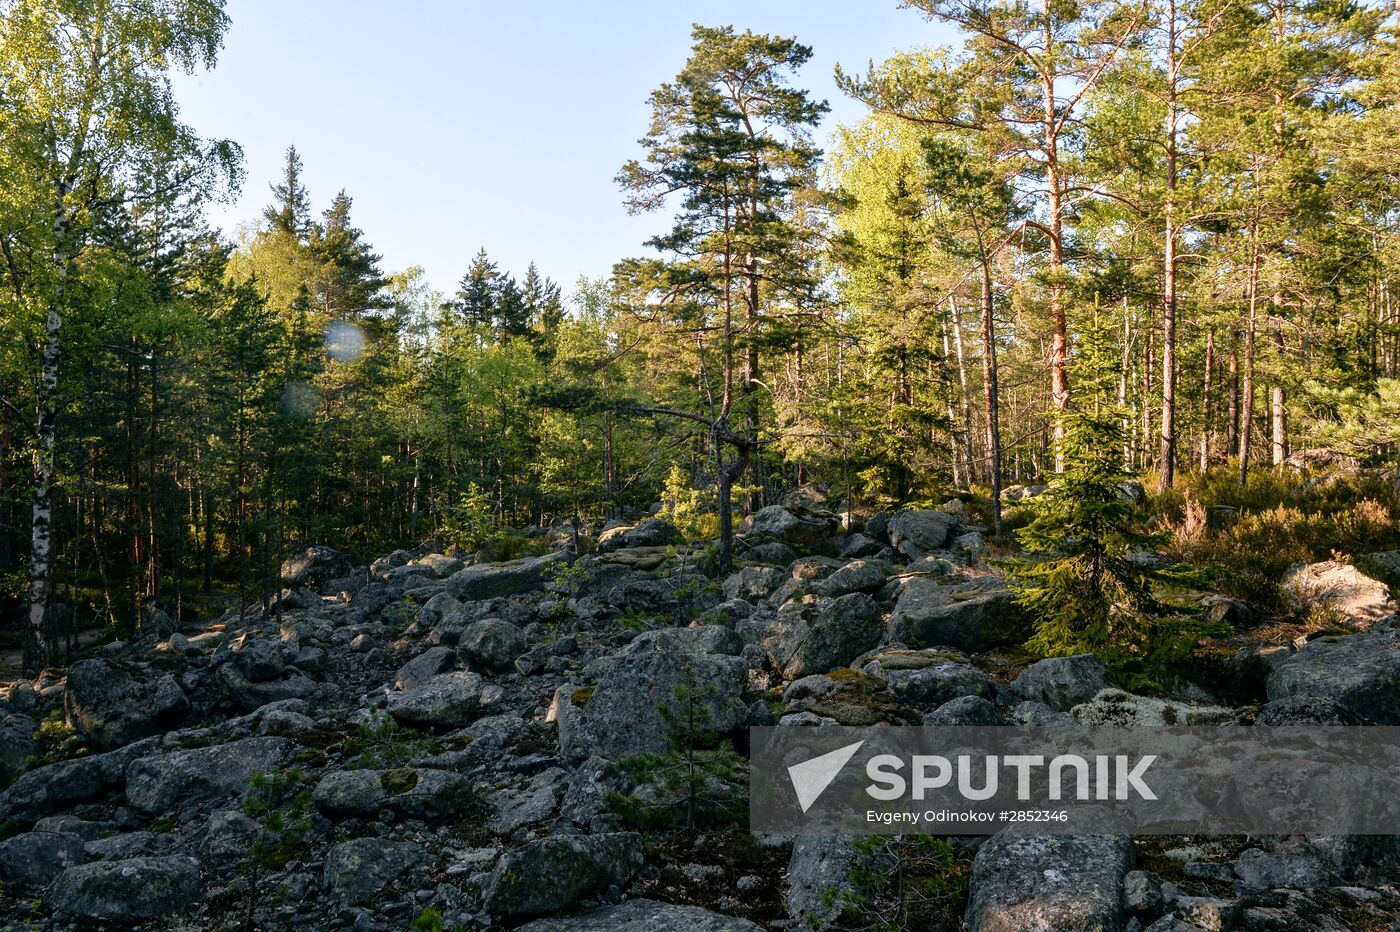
169,1,959,299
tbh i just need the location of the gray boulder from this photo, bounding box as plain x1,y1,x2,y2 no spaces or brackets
1232,848,1334,894
0,737,157,824
517,899,761,931
743,505,839,556
458,618,527,672
1265,626,1400,723
386,671,486,728
0,712,38,784
786,835,895,929
215,664,318,713
323,837,427,905
0,831,89,887
966,834,1133,932
889,576,1030,653
763,592,882,680
888,508,957,560
229,635,284,682
394,645,459,690
125,736,291,814
861,650,993,707
447,551,571,602
1071,689,1234,726
483,832,644,918
813,560,889,598
1281,560,1394,625
1012,654,1109,712
597,517,681,553
49,855,203,922
279,544,350,588
924,694,1006,726
724,565,786,601
557,631,747,760
64,658,189,750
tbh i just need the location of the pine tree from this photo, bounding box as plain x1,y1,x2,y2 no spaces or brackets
263,146,312,240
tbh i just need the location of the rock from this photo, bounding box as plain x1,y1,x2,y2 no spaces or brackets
394,645,460,690
125,736,291,814
386,671,485,728
763,593,882,680
743,505,839,556
924,694,1006,726
557,634,747,760
200,809,261,863
0,831,89,887
888,508,957,560
597,517,682,553
0,712,38,784
1232,848,1334,893
889,576,1030,653
1124,869,1161,912
1265,626,1400,723
786,835,895,929
279,544,350,588
813,560,889,598
229,634,284,682
323,837,427,905
458,618,527,672
724,565,787,601
1356,550,1400,591
1203,594,1256,628
0,737,157,824
64,658,189,750
314,767,470,821
1012,655,1110,712
419,591,463,628
32,815,110,840
861,650,993,707
516,899,762,931
1010,700,1075,727
1280,560,1394,625
215,664,318,713
1071,689,1235,726
486,767,565,832
446,551,571,602
483,832,645,918
841,533,884,559
743,541,800,566
49,855,203,922
1256,695,1365,725
313,769,386,817
966,834,1133,932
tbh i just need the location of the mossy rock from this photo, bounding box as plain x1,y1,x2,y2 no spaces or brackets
379,768,419,794
860,648,967,671
570,686,596,708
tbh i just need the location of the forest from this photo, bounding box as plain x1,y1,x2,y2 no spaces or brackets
3,1,1400,930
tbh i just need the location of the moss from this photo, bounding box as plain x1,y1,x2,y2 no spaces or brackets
864,649,964,671
380,767,420,794
570,686,596,708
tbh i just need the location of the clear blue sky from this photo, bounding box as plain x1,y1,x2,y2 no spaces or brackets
170,1,958,298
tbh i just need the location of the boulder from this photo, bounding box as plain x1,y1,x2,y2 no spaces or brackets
279,544,350,588
124,736,291,814
597,517,682,553
889,576,1030,653
483,832,644,918
887,508,957,560
1232,848,1334,894
1071,689,1235,727
458,618,527,672
200,809,261,864
787,835,896,929
1011,655,1110,712
215,664,318,713
49,855,203,922
763,593,882,680
1356,550,1400,591
516,899,761,931
419,591,463,628
314,766,473,822
394,645,459,690
385,671,486,728
966,834,1133,932
743,505,838,556
1281,560,1394,626
557,633,747,760
860,650,993,708
323,837,427,905
0,712,38,784
229,634,284,682
0,737,157,825
923,694,1006,726
813,559,889,598
724,565,786,601
1265,626,1400,723
841,533,884,559
0,831,89,887
64,658,189,750
446,551,571,602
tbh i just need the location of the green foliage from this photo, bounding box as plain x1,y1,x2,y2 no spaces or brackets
827,836,969,932
411,908,446,932
29,710,83,768
242,769,315,871
1010,311,1221,682
342,712,437,769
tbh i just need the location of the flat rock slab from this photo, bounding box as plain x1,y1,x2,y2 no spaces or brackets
49,855,203,922
324,837,428,904
125,736,291,814
516,899,762,931
966,834,1133,932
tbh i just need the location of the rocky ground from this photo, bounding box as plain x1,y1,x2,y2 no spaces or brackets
3,500,1400,929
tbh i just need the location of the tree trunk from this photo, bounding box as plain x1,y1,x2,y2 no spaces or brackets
979,259,1003,534
1158,0,1180,493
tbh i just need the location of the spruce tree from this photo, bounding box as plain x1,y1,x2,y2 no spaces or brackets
263,146,312,240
